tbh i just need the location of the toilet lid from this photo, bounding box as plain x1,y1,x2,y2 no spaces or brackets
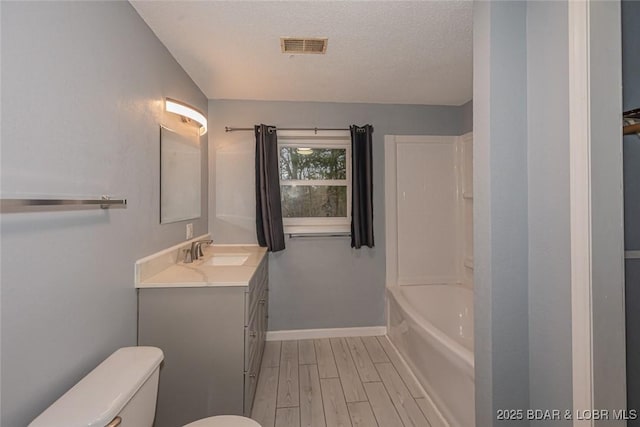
183,415,262,427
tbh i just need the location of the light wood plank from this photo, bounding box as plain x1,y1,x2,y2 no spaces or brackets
277,341,299,408
363,382,404,427
347,401,379,427
415,398,444,427
259,338,431,427
361,336,390,363
252,366,279,427
377,336,424,398
376,363,430,427
329,338,367,402
314,339,338,378
299,339,317,365
276,407,301,427
346,337,380,382
320,378,352,427
263,340,282,368
299,364,326,427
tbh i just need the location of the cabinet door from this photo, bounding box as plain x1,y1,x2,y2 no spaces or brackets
246,257,268,322
138,287,246,427
243,357,260,416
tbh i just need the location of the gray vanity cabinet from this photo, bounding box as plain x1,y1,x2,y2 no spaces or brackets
138,255,268,427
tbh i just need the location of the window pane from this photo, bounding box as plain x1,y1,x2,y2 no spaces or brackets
281,185,347,217
279,147,347,180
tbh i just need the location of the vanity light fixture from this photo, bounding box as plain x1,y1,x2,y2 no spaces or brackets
165,98,208,136
296,147,313,155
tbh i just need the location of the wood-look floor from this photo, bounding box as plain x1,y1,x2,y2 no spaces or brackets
251,336,434,427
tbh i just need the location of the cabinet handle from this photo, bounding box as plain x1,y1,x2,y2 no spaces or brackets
259,299,266,304
249,373,257,378
249,331,257,337
106,417,122,427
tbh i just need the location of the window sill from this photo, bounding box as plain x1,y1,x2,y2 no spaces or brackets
284,224,350,235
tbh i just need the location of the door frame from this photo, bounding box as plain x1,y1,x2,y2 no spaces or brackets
569,1,627,425
568,1,595,424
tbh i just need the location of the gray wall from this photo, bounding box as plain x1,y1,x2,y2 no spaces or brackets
474,1,626,425
589,1,626,419
472,3,493,423
0,2,208,426
623,1,640,247
208,100,469,331
473,2,530,425
526,1,573,420
623,0,640,418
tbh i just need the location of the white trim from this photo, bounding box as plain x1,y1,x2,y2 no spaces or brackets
279,134,351,234
398,276,460,286
385,136,399,286
625,250,640,260
569,1,594,425
265,326,387,341
284,217,349,226
284,224,350,234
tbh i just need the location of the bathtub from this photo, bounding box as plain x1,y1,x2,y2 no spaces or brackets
386,284,475,427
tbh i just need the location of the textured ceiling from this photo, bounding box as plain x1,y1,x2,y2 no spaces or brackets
131,1,472,106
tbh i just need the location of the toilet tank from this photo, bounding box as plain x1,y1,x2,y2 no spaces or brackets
29,347,164,427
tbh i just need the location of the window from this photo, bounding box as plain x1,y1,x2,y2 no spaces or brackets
278,131,351,234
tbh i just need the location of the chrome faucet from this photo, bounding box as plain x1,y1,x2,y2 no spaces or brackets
184,239,213,263
192,239,213,259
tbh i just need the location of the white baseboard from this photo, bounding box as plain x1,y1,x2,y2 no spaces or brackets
266,326,387,341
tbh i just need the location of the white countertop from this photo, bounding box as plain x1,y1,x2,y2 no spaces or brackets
136,245,267,288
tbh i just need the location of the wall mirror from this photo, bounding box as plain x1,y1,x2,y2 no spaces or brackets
160,125,201,223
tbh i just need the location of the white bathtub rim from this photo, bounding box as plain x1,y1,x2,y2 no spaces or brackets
398,281,474,348
388,289,474,380
387,285,475,376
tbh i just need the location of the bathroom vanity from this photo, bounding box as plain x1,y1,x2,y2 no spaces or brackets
136,243,268,427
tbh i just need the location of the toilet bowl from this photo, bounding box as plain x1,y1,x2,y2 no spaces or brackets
28,347,261,427
184,415,260,427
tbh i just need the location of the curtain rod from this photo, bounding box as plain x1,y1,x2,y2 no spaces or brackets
225,126,349,133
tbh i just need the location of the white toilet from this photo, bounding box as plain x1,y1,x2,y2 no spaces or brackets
29,346,261,427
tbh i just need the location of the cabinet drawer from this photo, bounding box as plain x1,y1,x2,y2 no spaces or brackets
245,257,268,324
245,287,267,369
243,332,263,416
245,308,259,370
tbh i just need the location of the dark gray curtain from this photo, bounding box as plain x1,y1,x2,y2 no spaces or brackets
350,125,374,248
255,124,285,252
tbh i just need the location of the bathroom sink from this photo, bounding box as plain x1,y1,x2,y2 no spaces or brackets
204,253,250,266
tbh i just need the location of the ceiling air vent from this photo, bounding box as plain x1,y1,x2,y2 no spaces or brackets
281,37,328,54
